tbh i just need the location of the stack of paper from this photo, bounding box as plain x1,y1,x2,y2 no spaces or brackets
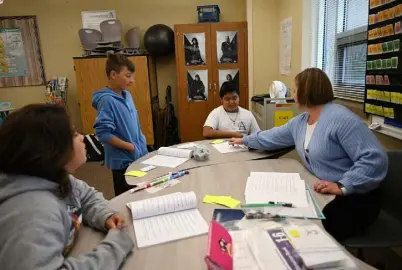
245,172,308,207
229,225,356,270
284,224,356,269
141,147,192,168
126,192,209,248
212,141,248,154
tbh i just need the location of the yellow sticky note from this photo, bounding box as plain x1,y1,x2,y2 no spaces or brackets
288,229,300,238
216,197,241,208
202,195,240,208
211,139,225,144
274,111,294,127
203,195,217,204
384,92,391,102
124,170,147,177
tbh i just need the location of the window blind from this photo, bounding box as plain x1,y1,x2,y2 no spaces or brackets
316,0,369,102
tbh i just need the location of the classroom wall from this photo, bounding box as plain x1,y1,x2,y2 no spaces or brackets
0,0,246,131
250,0,280,95
278,0,303,88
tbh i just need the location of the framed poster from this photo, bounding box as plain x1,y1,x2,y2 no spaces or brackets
0,28,28,78
219,69,239,95
184,33,206,66
187,70,208,101
0,16,45,87
217,31,238,64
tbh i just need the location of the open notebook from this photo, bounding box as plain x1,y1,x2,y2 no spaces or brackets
141,147,193,168
126,192,209,248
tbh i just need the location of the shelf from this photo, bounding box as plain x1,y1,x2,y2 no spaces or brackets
369,2,396,14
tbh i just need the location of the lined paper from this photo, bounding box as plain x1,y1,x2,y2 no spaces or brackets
134,209,208,248
141,147,192,168
128,192,197,220
141,155,188,168
127,192,208,248
245,172,308,207
212,142,248,154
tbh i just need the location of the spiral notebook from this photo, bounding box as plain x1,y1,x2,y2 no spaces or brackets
126,192,208,248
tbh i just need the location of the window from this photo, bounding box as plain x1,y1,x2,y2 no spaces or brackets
316,0,369,102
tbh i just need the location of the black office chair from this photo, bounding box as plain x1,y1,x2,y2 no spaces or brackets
341,150,402,262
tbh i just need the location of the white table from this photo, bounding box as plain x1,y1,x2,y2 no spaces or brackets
70,159,375,270
125,140,293,185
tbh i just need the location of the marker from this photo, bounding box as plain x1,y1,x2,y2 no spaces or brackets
240,201,293,208
130,171,189,193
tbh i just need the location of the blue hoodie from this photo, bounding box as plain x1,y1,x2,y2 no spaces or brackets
92,87,148,170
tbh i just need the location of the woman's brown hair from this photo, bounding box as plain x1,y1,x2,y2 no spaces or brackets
0,104,74,197
295,68,334,107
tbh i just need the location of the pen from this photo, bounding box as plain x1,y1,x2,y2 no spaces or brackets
240,202,293,208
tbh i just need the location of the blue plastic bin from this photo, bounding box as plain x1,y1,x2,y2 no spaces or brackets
197,5,220,23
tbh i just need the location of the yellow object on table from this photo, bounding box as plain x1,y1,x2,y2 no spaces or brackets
211,139,225,144
125,170,147,177
203,195,241,208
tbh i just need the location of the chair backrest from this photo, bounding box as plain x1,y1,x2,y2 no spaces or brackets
380,150,402,221
126,27,140,49
78,28,102,50
100,19,122,43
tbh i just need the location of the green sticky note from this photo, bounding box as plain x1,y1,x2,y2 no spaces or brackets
394,39,400,51
211,139,225,144
125,170,147,177
376,59,383,69
385,58,392,68
392,57,398,68
387,41,394,52
367,61,373,70
382,42,388,53
381,59,387,69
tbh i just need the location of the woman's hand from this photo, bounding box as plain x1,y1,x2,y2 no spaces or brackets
105,213,126,230
314,181,343,195
229,137,244,145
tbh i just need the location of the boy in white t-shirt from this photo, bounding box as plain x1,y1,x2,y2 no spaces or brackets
203,88,260,139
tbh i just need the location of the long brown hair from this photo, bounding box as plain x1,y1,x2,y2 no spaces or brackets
0,104,74,197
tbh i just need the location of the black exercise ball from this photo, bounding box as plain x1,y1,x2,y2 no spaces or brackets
144,24,175,57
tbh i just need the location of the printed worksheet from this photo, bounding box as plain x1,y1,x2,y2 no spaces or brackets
245,172,308,207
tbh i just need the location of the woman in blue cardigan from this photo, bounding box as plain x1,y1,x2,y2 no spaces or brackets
230,68,388,241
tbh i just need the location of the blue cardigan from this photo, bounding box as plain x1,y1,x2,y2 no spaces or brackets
243,103,388,195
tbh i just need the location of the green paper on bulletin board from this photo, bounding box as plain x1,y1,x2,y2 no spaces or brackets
274,111,294,127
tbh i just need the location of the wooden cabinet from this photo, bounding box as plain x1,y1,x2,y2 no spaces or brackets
74,55,156,145
174,22,248,142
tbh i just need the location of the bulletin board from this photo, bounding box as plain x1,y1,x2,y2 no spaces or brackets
0,16,46,87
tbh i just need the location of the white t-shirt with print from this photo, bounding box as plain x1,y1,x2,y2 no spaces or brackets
204,106,260,135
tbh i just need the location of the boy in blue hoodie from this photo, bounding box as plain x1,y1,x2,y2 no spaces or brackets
92,54,148,196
